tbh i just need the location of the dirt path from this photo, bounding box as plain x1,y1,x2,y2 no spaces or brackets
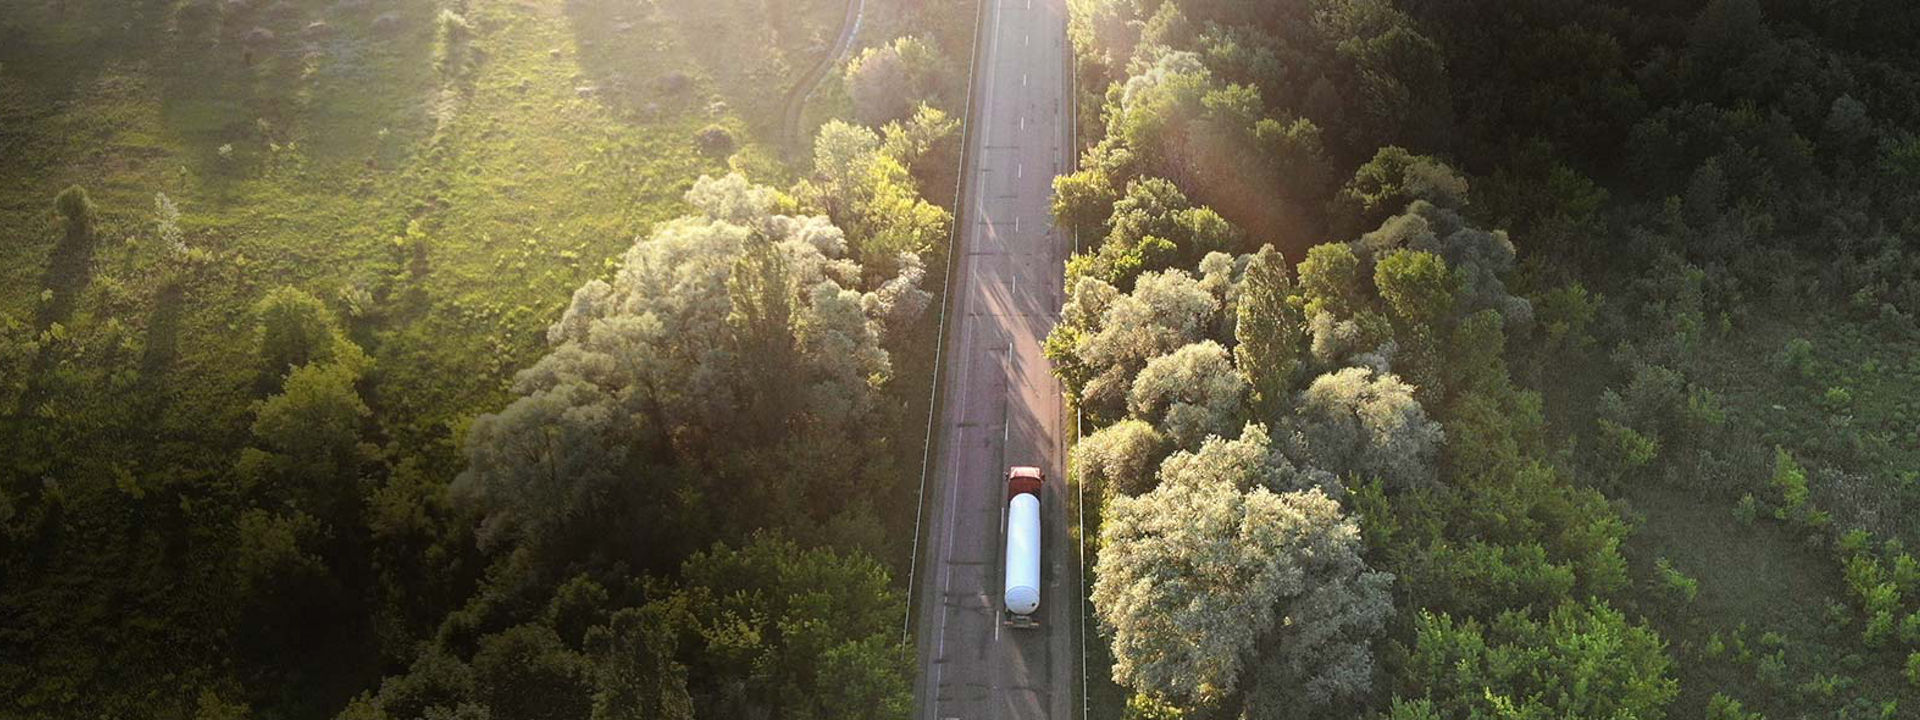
779,0,864,156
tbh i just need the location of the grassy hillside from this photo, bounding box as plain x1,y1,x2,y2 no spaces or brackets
0,0,854,484
0,0,862,715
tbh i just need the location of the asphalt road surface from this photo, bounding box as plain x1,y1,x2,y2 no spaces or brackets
911,0,1075,718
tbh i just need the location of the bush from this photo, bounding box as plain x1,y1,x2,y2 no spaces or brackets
1756,649,1788,688
54,185,95,237
1733,493,1759,525
1909,652,1920,687
1655,557,1699,604
1864,611,1895,648
1773,337,1815,378
1707,693,1762,720
695,124,735,158
1770,446,1812,523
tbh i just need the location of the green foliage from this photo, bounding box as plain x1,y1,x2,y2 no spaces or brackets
1654,556,1699,604
1054,168,1122,240
1774,337,1816,379
1094,429,1391,714
1069,177,1237,289
1908,652,1920,687
1235,244,1301,420
254,286,360,380
240,361,374,517
1734,493,1760,525
53,184,96,235
1597,418,1659,473
1299,242,1364,320
1329,147,1467,239
1707,693,1764,720
1770,446,1813,524
845,35,950,126
1394,601,1678,719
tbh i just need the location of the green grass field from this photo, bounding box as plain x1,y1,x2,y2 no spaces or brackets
0,0,847,475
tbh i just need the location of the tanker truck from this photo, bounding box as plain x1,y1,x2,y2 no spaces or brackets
1002,466,1043,629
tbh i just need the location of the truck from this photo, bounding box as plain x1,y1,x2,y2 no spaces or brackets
1002,466,1043,629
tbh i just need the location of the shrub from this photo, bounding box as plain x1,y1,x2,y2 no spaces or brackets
1756,649,1787,688
54,185,95,237
1655,557,1699,604
1706,693,1762,720
1733,493,1759,525
1823,385,1854,413
1865,611,1895,648
1770,446,1811,522
1909,652,1920,687
695,124,735,158
1774,337,1815,378
1840,528,1873,555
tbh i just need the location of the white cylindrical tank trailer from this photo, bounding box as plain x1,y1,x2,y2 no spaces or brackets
1003,466,1043,628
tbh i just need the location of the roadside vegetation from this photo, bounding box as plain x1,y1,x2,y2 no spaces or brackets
1060,0,1920,717
0,0,969,717
7,0,1920,718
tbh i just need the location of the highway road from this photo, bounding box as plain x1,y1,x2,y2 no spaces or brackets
911,0,1075,718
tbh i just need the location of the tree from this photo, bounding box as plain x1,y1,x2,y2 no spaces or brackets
1297,243,1365,320
1053,168,1120,240
584,605,694,720
458,173,919,552
1127,340,1248,449
880,104,961,197
1372,249,1458,400
1328,147,1467,240
1236,245,1302,420
237,360,372,518
1093,433,1390,713
674,535,910,718
1074,419,1171,500
1394,601,1677,719
1069,176,1237,289
1053,268,1222,418
470,625,595,720
1284,366,1443,491
54,184,96,240
845,35,947,126
254,286,357,378
808,121,953,269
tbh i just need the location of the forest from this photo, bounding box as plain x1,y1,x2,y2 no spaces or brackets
2,0,1919,718
1059,0,1920,717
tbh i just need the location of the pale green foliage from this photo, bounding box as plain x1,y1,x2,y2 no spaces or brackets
1284,366,1443,490
1066,268,1224,418
845,35,947,126
459,380,630,548
1353,200,1531,332
1074,419,1171,499
808,121,953,270
1094,425,1388,713
457,174,919,547
1128,341,1248,448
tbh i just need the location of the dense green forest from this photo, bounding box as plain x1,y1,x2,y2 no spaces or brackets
1059,0,1920,718
6,0,1920,718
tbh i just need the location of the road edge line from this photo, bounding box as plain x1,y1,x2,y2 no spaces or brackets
902,0,989,647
